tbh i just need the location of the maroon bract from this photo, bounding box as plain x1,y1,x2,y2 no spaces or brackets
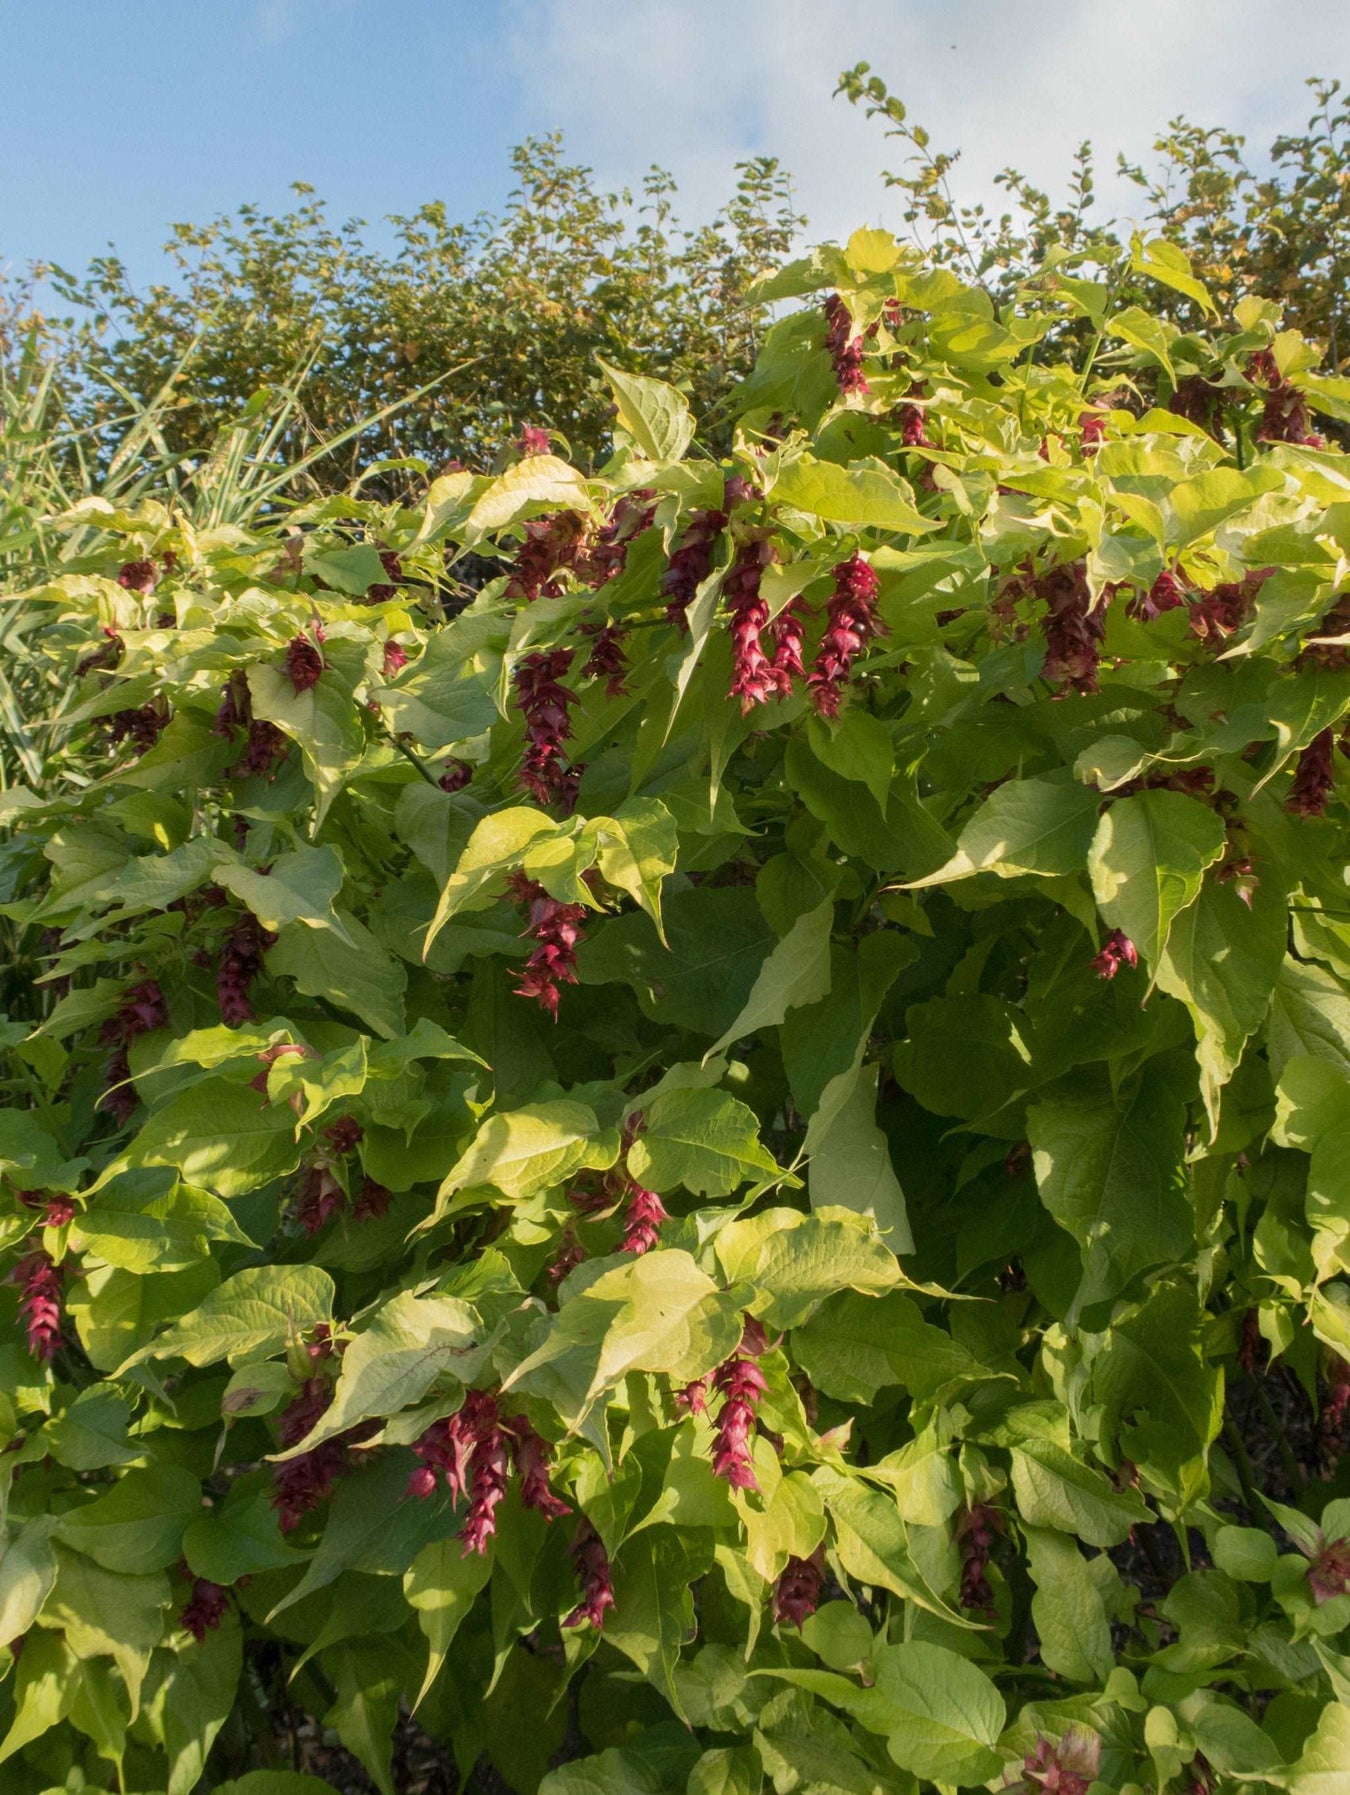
823,293,869,396
1016,1730,1102,1795
12,1251,63,1362
1308,1535,1350,1604
284,636,325,693
108,699,170,756
213,671,251,738
507,1419,571,1521
180,1578,230,1642
506,511,589,603
1039,561,1104,693
76,626,124,679
42,1195,76,1228
580,622,630,697
517,425,551,457
1079,410,1108,453
772,1549,826,1627
1091,930,1139,980
619,1186,667,1255
382,639,409,678
232,720,290,779
353,1176,391,1222
662,508,727,631
514,648,580,806
769,599,808,690
438,758,473,793
117,558,159,594
324,1116,364,1156
1319,1355,1350,1472
1287,729,1337,817
217,914,277,1027
294,1164,344,1236
710,1319,770,1490
1132,567,1187,621
509,873,588,1018
807,555,884,719
586,492,656,586
98,979,168,1122
726,539,783,714
271,1378,349,1533
563,1519,615,1629
1249,349,1323,447
957,1505,1001,1612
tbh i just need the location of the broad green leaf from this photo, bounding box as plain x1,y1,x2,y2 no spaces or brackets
464,453,593,539
605,1527,699,1718
214,843,349,936
404,1535,493,1708
716,1207,898,1329
1024,1527,1114,1684
249,663,366,827
599,360,695,462
811,1467,970,1624
1286,1699,1350,1795
116,1264,335,1372
705,895,834,1060
805,1059,911,1251
44,1387,139,1470
872,1641,1005,1784
1009,1440,1149,1547
628,1086,780,1197
1028,1064,1191,1313
1155,871,1287,1131
0,1517,57,1642
183,1487,306,1584
268,907,407,1039
74,1169,255,1272
792,1289,993,1405
1087,789,1227,971
424,805,561,952
587,797,678,941
151,1620,242,1795
770,455,937,533
432,1099,617,1216
122,1076,302,1199
56,1465,202,1575
276,1290,486,1453
906,777,1101,888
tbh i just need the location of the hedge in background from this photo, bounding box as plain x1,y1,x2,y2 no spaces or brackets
3,227,1350,1794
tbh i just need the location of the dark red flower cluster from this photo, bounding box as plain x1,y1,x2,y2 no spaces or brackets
382,639,409,678
353,1175,391,1221
1038,561,1104,693
1131,567,1186,622
107,698,169,757
508,873,588,1018
586,492,656,587
407,1391,570,1555
217,913,276,1026
1191,569,1273,646
285,635,325,694
366,550,405,604
514,648,581,807
213,672,251,738
898,401,931,449
957,1505,1001,1612
580,621,630,697
1308,1534,1350,1604
271,1377,352,1533
180,1578,230,1642
726,539,787,713
11,1251,64,1362
117,558,160,594
547,1227,586,1285
517,425,552,457
17,1190,76,1229
807,554,885,719
1300,596,1350,676
1319,1356,1350,1473
1169,373,1226,435
1078,410,1108,453
1238,1309,1265,1376
98,978,168,1123
1016,1731,1101,1795
506,511,590,603
1090,930,1139,980
438,758,473,793
772,1548,826,1627
293,1165,344,1235
823,293,869,396
1286,729,1338,818
662,508,727,631
710,1317,770,1490
293,1118,382,1234
76,625,123,679
619,1185,668,1256
1248,349,1324,447
563,1518,615,1629
213,673,290,778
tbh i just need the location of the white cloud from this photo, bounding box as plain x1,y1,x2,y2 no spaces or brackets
502,0,1350,248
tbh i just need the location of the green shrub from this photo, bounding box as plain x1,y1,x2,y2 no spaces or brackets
2,226,1350,1795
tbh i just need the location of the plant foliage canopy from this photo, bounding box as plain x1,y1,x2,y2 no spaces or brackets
3,220,1350,1795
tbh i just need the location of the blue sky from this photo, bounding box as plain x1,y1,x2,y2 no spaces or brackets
6,0,1350,288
